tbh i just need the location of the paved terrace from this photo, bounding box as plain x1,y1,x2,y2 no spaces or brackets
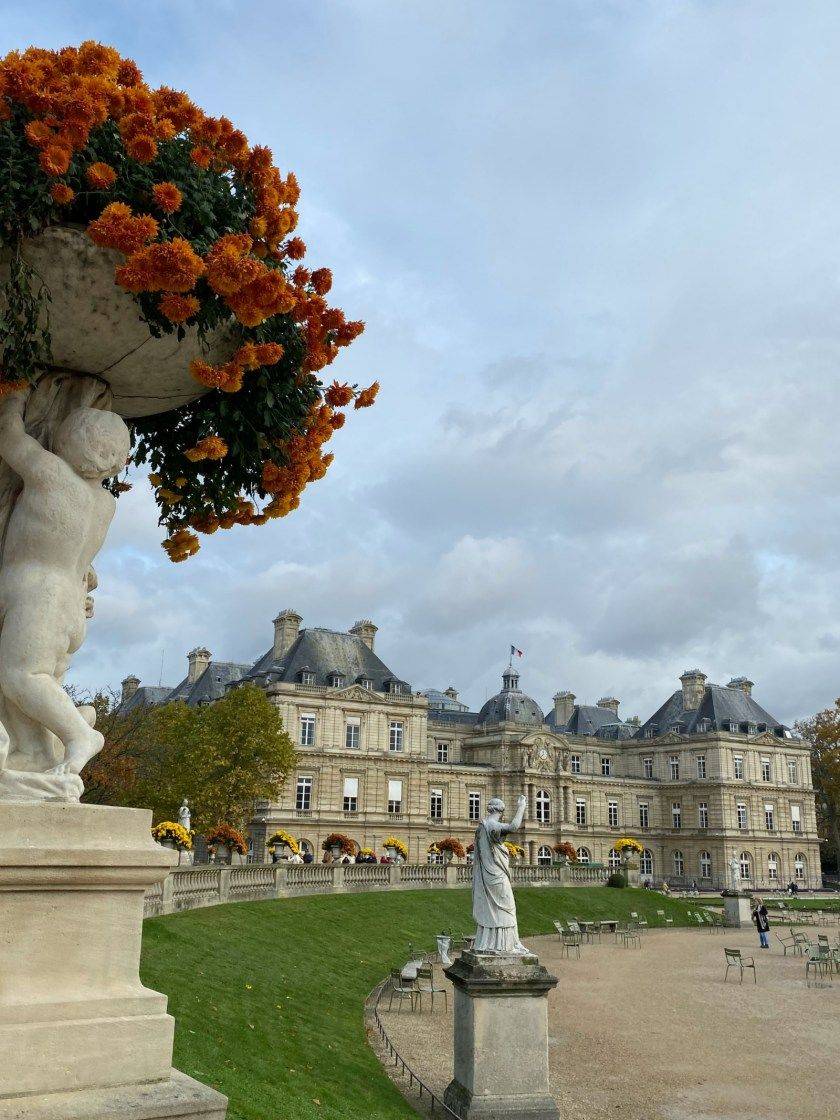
377,927,839,1120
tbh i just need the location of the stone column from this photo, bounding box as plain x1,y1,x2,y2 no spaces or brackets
0,802,227,1120
722,890,754,927
443,951,559,1120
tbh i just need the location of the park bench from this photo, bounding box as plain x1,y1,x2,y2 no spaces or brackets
723,947,756,984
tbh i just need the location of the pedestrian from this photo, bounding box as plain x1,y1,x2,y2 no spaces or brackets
752,897,770,949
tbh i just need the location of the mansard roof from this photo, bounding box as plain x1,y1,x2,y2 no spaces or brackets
545,703,635,739
244,627,410,693
167,660,251,706
636,683,788,738
119,684,175,713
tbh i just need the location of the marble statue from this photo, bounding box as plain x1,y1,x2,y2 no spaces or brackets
728,849,741,891
178,798,191,832
0,389,130,802
472,793,528,953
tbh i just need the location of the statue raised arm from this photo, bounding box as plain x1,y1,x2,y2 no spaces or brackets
471,793,528,954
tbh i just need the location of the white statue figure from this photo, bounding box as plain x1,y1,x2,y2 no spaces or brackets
0,390,130,802
178,798,191,832
472,793,528,954
728,849,741,891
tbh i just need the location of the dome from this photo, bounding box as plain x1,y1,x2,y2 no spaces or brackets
478,668,544,726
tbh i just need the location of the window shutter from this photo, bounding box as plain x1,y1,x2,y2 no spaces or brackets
343,777,358,798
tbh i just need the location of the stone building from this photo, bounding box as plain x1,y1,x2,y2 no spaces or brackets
123,610,823,889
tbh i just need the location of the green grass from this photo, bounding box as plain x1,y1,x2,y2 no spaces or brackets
140,887,696,1120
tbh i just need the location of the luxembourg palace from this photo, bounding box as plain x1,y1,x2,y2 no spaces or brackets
122,608,823,889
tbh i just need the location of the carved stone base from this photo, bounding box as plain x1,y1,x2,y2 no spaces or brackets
0,769,82,802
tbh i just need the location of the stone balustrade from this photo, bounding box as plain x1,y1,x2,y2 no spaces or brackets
143,860,610,918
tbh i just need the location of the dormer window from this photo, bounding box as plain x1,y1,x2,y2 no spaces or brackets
645,726,658,740
357,676,373,691
391,682,403,695
747,722,758,736
328,672,344,688
670,723,684,735
299,668,315,687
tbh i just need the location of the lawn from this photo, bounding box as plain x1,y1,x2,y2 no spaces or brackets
140,886,697,1120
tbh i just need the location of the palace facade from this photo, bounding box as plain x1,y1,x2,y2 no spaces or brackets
122,609,823,889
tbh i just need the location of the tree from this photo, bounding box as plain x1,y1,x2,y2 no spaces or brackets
81,684,297,831
796,701,840,875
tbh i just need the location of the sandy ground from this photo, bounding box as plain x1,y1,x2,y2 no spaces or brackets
376,927,840,1120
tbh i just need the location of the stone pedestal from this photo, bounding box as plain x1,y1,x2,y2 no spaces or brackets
722,890,754,928
0,803,227,1120
443,951,559,1120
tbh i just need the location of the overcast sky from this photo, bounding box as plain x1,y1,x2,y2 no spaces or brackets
4,1,840,725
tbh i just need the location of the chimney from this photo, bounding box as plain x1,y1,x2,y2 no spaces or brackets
444,686,459,701
626,715,641,729
121,675,140,704
273,609,302,661
680,669,707,711
553,691,576,727
727,676,754,698
597,696,620,714
187,647,212,684
350,619,377,651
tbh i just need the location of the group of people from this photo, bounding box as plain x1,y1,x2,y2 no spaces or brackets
321,850,395,864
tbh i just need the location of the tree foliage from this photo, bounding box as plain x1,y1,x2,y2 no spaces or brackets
81,684,297,831
796,701,840,874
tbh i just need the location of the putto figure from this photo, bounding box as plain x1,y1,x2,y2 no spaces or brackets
472,793,528,953
0,391,130,800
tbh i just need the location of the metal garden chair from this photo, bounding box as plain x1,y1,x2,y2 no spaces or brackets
723,947,756,984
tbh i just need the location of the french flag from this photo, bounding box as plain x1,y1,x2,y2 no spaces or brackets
510,644,524,658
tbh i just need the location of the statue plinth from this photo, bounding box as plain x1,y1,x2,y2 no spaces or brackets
0,802,227,1120
722,889,754,928
443,951,559,1120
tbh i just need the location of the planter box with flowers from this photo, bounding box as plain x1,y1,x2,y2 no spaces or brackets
205,823,248,865
552,841,578,865
321,833,355,860
382,836,408,863
428,837,466,864
267,828,299,862
151,820,193,861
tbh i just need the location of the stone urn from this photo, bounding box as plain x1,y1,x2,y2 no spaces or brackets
330,844,342,860
443,848,455,864
158,837,177,851
385,844,400,862
214,842,232,864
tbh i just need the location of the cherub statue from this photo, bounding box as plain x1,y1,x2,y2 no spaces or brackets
0,391,130,799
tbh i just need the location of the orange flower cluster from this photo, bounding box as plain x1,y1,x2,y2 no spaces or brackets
152,181,182,213
87,202,158,255
189,340,284,393
158,293,200,323
115,237,205,293
162,528,200,563
260,402,338,518
184,435,228,462
50,183,74,205
204,233,296,327
86,161,117,189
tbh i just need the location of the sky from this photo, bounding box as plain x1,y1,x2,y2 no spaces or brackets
3,0,840,726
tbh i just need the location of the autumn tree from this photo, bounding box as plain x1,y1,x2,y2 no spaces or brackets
796,701,840,875
81,684,297,830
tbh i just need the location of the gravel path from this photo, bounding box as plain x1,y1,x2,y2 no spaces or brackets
377,927,839,1120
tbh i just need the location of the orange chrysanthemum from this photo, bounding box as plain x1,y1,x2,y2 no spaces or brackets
86,161,117,189
39,144,72,177
159,293,200,323
115,238,205,293
184,435,228,462
50,183,74,205
354,381,379,409
310,268,332,296
125,133,157,162
87,202,158,255
152,181,183,213
325,382,353,407
190,146,212,169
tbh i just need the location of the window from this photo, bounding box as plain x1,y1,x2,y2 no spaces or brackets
342,776,358,813
737,802,748,830
787,759,798,784
794,853,806,881
640,849,653,876
345,717,360,750
391,681,404,695
645,727,658,739
761,757,771,782
669,755,680,781
694,802,707,829
767,852,779,881
576,797,587,826
535,789,551,824
570,754,581,774
299,713,315,747
468,791,481,822
608,848,621,870
436,741,449,763
791,803,802,833
576,846,591,863
295,776,312,811
739,851,752,880
329,673,344,688
764,803,775,831
359,677,373,691
673,850,684,876
301,670,315,687
387,779,403,814
643,756,654,779
672,801,681,829
601,756,612,777
699,850,712,878
639,801,649,829
608,799,619,827
537,845,552,866
389,720,404,752
429,788,443,820
733,754,744,780
696,754,706,779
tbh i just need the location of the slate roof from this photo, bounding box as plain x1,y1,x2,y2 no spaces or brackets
242,627,410,692
545,703,635,739
119,684,174,713
428,709,483,727
477,670,544,727
166,661,251,706
419,688,469,712
636,683,788,738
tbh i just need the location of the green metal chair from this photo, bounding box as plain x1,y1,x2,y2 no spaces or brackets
805,948,833,988
414,964,448,1011
724,947,756,984
387,968,417,1011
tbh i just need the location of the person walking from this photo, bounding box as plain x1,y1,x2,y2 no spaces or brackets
752,897,770,949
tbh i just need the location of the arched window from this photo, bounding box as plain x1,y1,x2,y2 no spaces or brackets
767,852,779,881
673,850,684,877
794,852,806,881
535,789,551,824
699,850,712,879
576,846,591,864
298,838,313,855
739,851,752,880
428,850,444,865
640,849,653,876
537,845,552,866
608,847,622,870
